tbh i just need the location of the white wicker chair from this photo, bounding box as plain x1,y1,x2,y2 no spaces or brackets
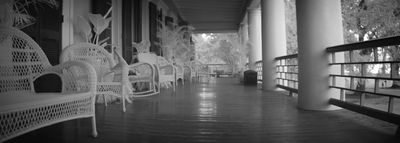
174,59,185,85
0,26,98,142
157,56,176,91
184,61,196,82
128,40,159,97
61,43,131,112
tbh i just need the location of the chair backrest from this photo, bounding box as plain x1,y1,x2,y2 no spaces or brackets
132,40,151,53
61,43,115,81
157,56,171,67
0,26,52,94
157,56,174,75
138,53,157,65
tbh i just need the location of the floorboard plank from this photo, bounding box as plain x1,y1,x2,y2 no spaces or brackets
6,78,400,143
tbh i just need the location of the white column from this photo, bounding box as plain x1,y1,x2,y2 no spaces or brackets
241,14,249,46
241,15,249,66
296,0,344,110
242,23,249,47
261,0,287,91
247,8,262,70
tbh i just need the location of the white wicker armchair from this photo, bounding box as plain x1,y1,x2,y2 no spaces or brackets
60,43,131,112
184,61,196,82
157,56,176,91
128,41,159,97
174,59,185,85
0,26,98,142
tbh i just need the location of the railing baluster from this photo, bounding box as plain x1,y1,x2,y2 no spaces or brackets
349,50,353,63
332,52,337,87
374,79,379,93
350,77,354,90
340,89,345,101
360,93,365,106
388,97,394,113
326,36,400,135
360,63,366,106
274,54,298,94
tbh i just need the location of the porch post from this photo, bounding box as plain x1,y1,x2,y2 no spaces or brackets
247,8,262,70
296,0,344,110
261,0,287,91
241,23,249,48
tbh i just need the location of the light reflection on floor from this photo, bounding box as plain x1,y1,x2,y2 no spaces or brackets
198,91,217,118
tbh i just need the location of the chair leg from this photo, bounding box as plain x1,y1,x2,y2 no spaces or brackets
173,81,176,92
103,94,107,107
122,95,126,112
91,116,98,137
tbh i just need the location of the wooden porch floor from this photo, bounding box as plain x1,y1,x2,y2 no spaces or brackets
7,78,400,143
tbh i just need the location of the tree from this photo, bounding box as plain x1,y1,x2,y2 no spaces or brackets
285,0,298,54
192,33,221,64
193,33,248,73
213,34,248,73
342,0,400,88
158,24,195,62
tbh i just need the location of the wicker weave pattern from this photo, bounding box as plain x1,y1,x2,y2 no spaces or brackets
0,26,98,142
0,28,50,94
128,43,160,97
0,94,94,141
61,43,130,112
157,56,176,91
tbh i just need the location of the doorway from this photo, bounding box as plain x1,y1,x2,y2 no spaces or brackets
21,0,63,66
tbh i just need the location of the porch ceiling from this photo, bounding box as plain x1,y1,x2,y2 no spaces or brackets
172,0,251,33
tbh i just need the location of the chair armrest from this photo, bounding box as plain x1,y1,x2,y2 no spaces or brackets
33,61,97,93
128,62,156,76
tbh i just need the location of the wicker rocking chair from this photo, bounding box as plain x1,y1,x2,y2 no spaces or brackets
174,59,185,85
128,40,160,97
61,43,131,112
157,56,176,91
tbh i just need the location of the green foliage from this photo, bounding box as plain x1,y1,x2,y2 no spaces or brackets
285,0,298,54
158,24,195,62
75,11,112,46
342,0,400,87
193,33,248,72
0,0,58,29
